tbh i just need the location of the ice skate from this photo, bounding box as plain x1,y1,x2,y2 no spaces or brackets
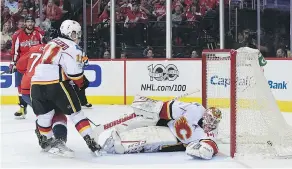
14,105,27,119
82,103,92,108
48,139,75,158
83,135,102,156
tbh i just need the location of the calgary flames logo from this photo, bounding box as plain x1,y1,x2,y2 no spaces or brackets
174,116,192,141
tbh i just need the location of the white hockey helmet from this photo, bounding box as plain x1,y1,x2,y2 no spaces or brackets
60,20,82,42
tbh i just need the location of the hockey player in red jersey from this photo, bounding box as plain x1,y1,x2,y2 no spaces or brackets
99,96,222,160
16,33,70,156
9,15,44,119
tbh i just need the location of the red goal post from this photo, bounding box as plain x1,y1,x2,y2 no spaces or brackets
201,49,292,158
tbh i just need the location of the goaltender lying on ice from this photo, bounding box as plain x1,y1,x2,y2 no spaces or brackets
92,95,222,160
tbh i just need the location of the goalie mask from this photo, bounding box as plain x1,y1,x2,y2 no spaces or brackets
202,107,222,133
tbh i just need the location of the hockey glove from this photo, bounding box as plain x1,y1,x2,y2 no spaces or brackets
80,75,89,90
82,56,89,67
73,75,89,90
8,61,16,74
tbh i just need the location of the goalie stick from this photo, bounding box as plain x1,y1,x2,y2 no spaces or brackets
170,89,200,101
91,89,200,142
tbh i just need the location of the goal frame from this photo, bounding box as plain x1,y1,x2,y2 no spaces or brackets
202,49,237,158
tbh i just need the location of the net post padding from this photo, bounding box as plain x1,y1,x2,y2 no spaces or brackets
202,52,207,108
230,49,237,158
202,48,292,159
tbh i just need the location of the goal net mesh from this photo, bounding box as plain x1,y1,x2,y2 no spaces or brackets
203,48,292,158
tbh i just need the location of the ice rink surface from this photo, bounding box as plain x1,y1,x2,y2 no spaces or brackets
1,105,292,168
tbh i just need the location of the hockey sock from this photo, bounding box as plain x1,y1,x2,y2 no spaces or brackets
53,124,67,142
52,113,68,142
18,95,27,108
69,111,92,137
36,110,55,139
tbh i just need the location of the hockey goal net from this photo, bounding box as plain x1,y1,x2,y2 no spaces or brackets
202,48,292,158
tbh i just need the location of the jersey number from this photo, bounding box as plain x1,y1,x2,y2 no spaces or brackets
28,53,42,72
174,116,192,141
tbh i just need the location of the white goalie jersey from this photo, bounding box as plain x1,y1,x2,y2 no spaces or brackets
102,100,219,159
163,101,218,144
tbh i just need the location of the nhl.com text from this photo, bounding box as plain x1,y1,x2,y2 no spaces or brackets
141,84,187,92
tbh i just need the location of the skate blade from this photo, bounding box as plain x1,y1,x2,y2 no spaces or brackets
93,150,102,157
48,147,75,158
82,106,93,109
14,115,26,120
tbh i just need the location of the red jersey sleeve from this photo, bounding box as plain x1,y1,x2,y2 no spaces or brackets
11,31,21,62
16,52,30,74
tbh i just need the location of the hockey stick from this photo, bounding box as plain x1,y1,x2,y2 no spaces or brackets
92,113,137,142
87,118,100,127
1,70,9,75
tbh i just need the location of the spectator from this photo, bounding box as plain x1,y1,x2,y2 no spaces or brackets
34,0,46,19
233,32,245,49
143,46,154,58
1,22,12,46
103,50,110,59
1,39,11,60
5,0,18,14
58,0,64,9
35,13,51,31
116,7,125,22
96,2,110,27
185,5,201,23
22,0,33,10
152,0,166,21
119,0,131,16
146,49,154,58
16,18,25,29
276,48,287,58
123,3,148,46
124,3,148,28
1,0,4,9
172,5,183,24
46,0,63,22
172,0,184,9
190,50,199,58
172,5,183,45
1,6,14,28
140,0,152,16
120,51,127,59
20,8,29,18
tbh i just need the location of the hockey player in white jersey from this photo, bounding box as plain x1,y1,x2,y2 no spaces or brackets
100,96,222,160
31,20,101,157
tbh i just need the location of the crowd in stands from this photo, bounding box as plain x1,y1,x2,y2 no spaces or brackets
1,0,69,60
1,0,291,60
87,0,227,58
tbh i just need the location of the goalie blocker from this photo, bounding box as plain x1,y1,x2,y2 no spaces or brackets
99,96,221,160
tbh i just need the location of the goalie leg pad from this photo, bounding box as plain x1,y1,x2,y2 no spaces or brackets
104,126,178,154
185,140,218,160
